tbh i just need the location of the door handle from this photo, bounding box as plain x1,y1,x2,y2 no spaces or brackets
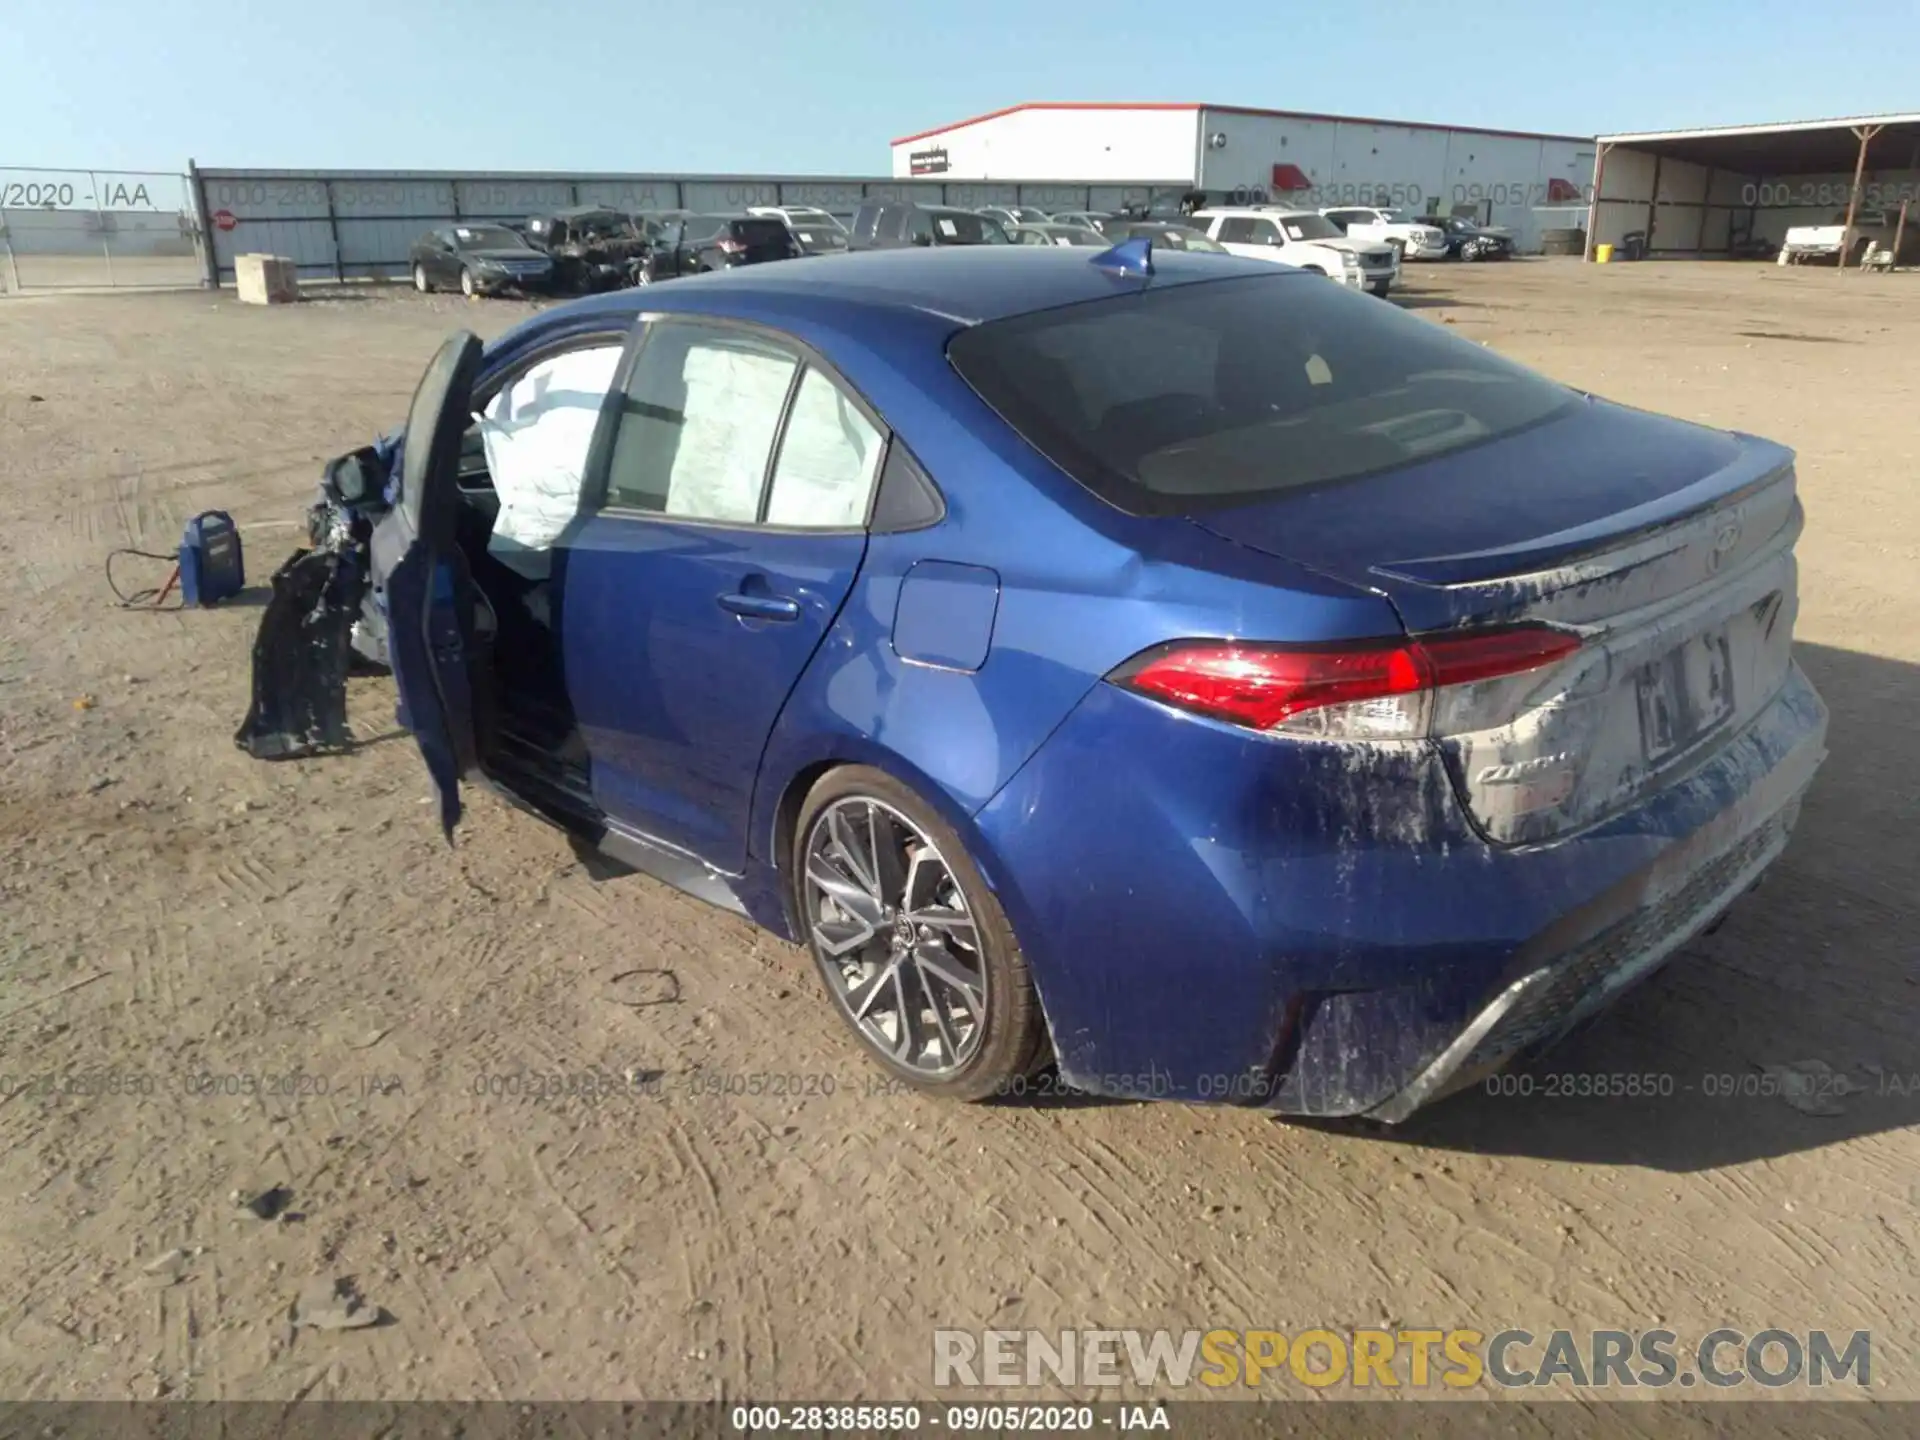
718,591,801,622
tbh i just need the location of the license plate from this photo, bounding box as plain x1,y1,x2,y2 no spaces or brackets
1636,628,1735,765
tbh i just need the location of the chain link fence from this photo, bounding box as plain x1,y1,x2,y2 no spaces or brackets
0,167,205,293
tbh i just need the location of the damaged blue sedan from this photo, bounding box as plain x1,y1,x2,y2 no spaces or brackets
239,240,1826,1118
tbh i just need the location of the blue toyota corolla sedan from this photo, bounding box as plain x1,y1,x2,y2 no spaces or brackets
241,240,1827,1120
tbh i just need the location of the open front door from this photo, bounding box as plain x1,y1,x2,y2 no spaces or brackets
369,331,485,839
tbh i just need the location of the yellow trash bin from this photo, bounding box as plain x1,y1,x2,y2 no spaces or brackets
1594,243,1614,263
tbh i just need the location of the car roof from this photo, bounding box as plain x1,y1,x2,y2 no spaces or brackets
521,245,1287,328
1194,206,1315,218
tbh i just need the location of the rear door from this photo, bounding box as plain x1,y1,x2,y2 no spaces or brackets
428,231,459,285
369,332,485,838
561,316,885,871
1213,215,1282,261
732,217,799,262
653,218,692,276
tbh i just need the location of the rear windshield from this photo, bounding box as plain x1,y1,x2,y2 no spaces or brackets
1276,213,1341,241
731,218,794,246
1144,226,1226,253
931,212,1009,244
947,273,1577,516
453,225,527,250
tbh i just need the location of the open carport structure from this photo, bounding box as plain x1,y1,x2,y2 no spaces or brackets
1586,112,1920,261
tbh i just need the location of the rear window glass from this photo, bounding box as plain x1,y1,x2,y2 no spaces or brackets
733,218,794,245
947,273,1577,517
928,212,1007,244
453,226,525,249
1277,213,1341,241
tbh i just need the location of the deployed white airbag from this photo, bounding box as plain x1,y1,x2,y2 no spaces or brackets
479,345,623,578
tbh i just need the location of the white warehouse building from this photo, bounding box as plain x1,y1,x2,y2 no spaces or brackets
890,102,1596,251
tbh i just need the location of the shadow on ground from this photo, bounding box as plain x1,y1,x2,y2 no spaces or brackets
1393,289,1479,311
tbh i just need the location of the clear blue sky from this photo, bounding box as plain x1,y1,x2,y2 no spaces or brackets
3,0,1911,174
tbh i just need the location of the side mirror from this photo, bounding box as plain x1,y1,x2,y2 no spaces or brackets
324,446,382,506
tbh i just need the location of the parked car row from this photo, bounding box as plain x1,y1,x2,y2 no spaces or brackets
405,197,1516,303
409,207,831,298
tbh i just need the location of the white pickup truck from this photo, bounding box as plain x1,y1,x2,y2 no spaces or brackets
1320,206,1450,261
1778,209,1891,264
1191,207,1399,296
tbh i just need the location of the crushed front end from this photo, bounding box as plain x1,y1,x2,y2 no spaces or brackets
233,437,398,760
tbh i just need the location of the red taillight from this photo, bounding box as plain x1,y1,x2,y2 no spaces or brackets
1417,626,1583,687
1114,642,1426,731
1110,626,1581,736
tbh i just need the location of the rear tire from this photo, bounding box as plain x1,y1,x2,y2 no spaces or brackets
413,263,432,293
459,268,476,298
793,766,1048,1101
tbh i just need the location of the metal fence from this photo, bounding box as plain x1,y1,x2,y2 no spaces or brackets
189,167,1195,285
0,167,204,292
2,163,1197,292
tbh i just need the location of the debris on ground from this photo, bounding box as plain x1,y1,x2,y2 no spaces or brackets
292,1276,383,1331
606,967,680,1008
141,1246,201,1279
232,1185,294,1221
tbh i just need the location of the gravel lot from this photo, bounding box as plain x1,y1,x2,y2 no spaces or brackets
1,260,1916,1403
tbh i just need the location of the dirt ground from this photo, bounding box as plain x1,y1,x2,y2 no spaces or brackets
1,260,1916,1406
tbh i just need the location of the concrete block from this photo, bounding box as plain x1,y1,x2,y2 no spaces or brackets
234,253,300,305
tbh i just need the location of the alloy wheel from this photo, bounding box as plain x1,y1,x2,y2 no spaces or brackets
413,263,430,293
802,796,988,1077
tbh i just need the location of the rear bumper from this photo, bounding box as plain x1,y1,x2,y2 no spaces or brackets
972,664,1827,1118
1367,777,1809,1121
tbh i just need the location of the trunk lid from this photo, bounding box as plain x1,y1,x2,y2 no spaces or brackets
1193,400,1804,845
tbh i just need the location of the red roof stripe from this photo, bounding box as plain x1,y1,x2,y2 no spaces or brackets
890,102,1591,149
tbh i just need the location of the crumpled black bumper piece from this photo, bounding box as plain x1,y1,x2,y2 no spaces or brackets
234,547,365,761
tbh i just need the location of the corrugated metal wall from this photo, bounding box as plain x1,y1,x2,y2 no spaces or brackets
1196,111,1597,253
1593,146,1920,255
890,109,1202,182
193,168,1191,283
